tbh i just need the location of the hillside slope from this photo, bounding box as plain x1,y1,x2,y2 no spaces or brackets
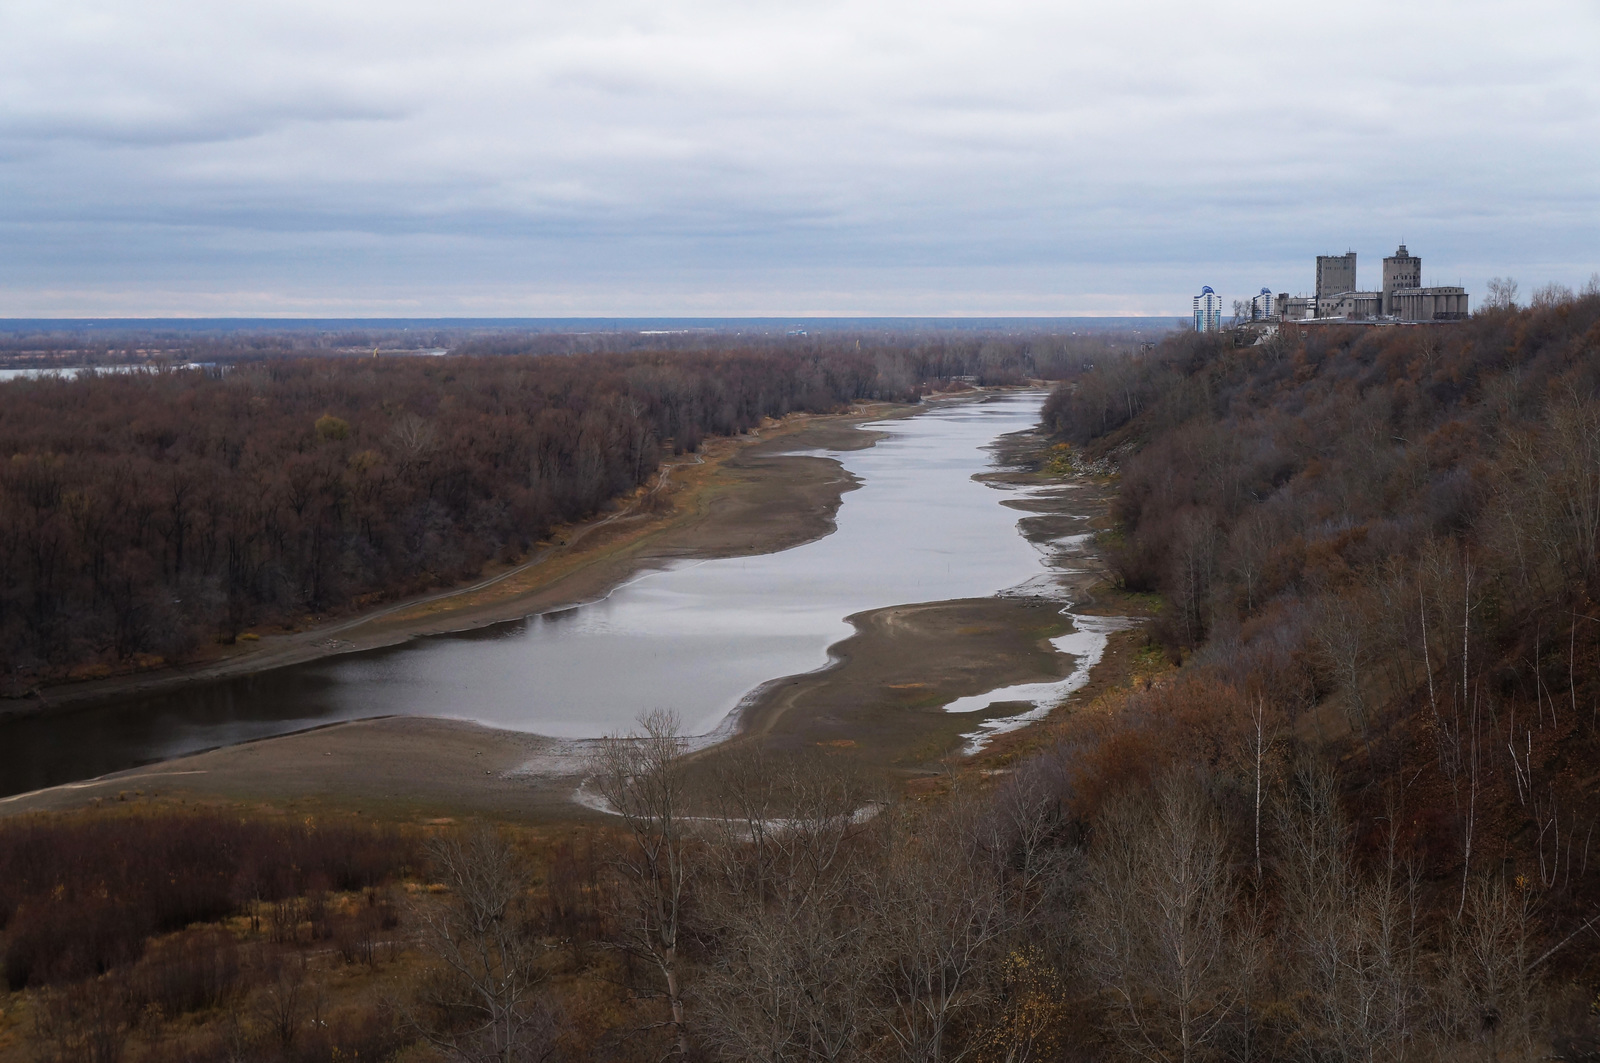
1045,297,1600,951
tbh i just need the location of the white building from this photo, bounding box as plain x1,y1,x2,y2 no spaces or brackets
1194,286,1223,332
1250,287,1275,320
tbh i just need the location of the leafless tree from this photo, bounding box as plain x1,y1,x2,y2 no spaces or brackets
1082,772,1247,1063
410,825,558,1063
1529,282,1575,308
388,411,438,473
591,709,695,1057
863,799,1012,1063
30,980,127,1063
974,765,1074,916
255,951,309,1051
695,747,877,1063
1311,593,1377,755
1436,875,1543,1063
1171,510,1221,647
1274,761,1425,1063
1483,277,1520,311
1517,397,1600,588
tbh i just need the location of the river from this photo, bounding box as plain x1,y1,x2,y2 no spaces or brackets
0,391,1095,797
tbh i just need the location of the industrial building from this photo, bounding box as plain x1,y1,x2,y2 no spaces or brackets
1276,244,1467,323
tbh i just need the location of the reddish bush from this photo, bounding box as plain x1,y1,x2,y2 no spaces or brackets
0,811,414,990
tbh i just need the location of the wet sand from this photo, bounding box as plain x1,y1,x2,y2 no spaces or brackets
696,444,1120,782
0,717,581,820
1,395,1128,820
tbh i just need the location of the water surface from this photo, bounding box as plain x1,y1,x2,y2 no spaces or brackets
1,393,1060,796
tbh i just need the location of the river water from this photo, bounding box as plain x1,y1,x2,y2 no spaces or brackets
0,391,1086,797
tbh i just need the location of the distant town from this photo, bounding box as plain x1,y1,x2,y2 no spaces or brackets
1193,243,1469,332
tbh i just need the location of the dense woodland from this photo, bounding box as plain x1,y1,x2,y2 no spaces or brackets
0,335,1111,684
1037,293,1600,1056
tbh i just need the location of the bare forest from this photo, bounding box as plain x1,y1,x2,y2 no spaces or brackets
0,335,1105,684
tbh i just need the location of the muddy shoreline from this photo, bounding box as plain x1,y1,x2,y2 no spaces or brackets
1,391,1131,819
5,401,908,720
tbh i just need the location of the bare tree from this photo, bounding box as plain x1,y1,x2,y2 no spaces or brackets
1483,277,1520,311
1437,875,1543,1063
695,748,877,1063
388,411,438,473
255,951,310,1051
1171,510,1221,648
1534,398,1600,587
1274,761,1425,1063
863,798,1012,1063
591,709,695,1057
1311,592,1378,756
1082,772,1247,1063
411,825,557,1063
30,980,128,1063
1250,699,1267,884
1529,282,1575,308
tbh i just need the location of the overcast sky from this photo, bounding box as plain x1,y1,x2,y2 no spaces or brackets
2,0,1597,317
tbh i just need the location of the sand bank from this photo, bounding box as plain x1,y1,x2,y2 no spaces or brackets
1,392,1134,820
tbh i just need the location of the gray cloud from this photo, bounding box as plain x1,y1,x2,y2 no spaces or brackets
1,0,1596,314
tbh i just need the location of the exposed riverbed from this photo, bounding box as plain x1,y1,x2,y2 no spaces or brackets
0,392,1113,800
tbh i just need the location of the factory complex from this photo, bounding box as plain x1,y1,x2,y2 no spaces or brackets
1195,244,1469,332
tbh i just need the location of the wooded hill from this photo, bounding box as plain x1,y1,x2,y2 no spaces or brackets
0,349,867,681
1038,295,1600,1050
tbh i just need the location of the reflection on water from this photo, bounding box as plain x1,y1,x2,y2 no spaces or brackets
0,393,1056,796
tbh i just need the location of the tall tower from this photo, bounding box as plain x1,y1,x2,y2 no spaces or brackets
1315,252,1357,299
1194,286,1222,333
1382,243,1421,315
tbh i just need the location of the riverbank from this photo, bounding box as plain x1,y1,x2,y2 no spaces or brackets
7,401,904,718
690,427,1126,782
1,396,1144,819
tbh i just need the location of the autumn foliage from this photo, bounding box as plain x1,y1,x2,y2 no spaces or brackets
0,810,413,990
1044,295,1600,1012
0,333,1127,684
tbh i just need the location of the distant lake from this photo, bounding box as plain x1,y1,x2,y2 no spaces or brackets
0,364,217,383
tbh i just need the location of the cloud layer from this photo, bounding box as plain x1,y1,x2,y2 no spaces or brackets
2,0,1597,315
